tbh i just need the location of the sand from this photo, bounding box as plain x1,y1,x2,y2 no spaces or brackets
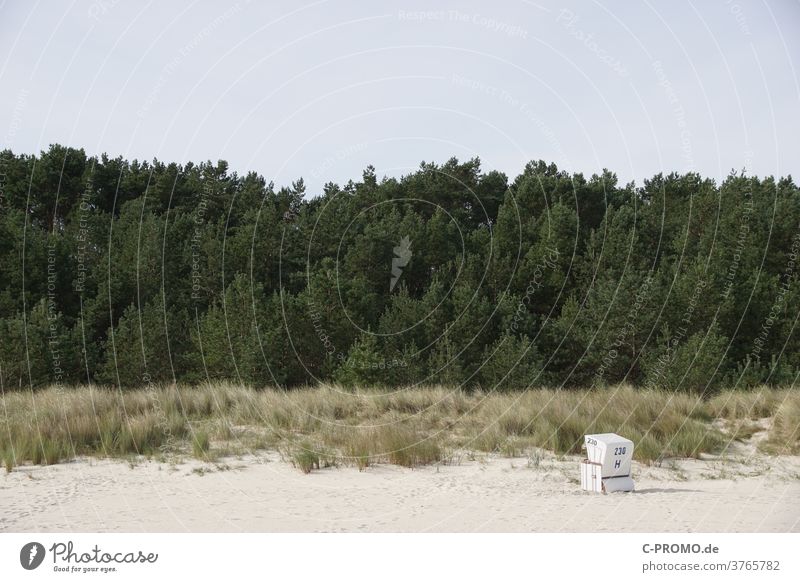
2,448,799,533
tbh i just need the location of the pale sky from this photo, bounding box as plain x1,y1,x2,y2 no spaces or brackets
1,0,798,194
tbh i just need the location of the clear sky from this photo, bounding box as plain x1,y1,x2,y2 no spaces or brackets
1,0,798,194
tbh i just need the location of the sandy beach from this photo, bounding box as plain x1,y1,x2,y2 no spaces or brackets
3,450,798,533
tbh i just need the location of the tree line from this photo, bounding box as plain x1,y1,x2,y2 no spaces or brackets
0,144,798,392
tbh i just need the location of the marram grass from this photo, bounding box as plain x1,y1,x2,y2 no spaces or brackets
1,383,797,473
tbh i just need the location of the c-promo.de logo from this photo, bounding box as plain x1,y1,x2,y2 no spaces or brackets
20,542,46,570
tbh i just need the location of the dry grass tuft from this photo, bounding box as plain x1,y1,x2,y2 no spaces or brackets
762,391,800,454
0,383,795,472
707,388,785,420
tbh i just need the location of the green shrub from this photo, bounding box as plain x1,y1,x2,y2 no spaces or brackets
192,430,211,459
292,444,320,473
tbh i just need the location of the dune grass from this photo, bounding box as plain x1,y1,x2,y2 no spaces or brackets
1,382,797,473
764,393,800,454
